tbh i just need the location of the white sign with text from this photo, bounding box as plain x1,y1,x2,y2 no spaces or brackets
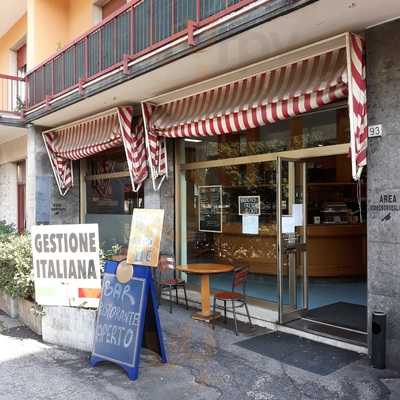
32,224,102,307
368,124,383,138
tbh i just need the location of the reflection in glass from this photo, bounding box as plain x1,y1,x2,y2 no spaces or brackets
85,149,144,251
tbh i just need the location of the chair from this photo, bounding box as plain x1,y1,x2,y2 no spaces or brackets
212,265,253,335
157,255,189,314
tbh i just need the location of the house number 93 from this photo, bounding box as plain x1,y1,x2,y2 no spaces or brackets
368,124,383,138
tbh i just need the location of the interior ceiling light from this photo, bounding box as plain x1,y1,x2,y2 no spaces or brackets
184,138,203,143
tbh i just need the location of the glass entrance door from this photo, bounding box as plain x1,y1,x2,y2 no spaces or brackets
277,157,308,323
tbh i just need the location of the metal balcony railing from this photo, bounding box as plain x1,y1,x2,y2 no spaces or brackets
0,74,25,115
25,0,256,110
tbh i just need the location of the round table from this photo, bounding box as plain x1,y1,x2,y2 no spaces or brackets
176,263,233,322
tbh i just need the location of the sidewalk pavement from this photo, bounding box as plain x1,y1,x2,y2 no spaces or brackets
0,305,399,400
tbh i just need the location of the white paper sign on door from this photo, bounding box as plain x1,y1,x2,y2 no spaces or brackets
293,204,304,226
242,215,259,235
282,216,295,233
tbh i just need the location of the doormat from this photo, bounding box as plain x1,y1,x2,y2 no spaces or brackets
235,332,361,375
305,302,367,332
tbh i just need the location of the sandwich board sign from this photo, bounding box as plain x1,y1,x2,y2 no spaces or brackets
31,224,101,308
91,209,167,381
91,261,167,380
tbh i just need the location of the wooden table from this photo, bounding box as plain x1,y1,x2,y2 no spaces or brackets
176,263,233,322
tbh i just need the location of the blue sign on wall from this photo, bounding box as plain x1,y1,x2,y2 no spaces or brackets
91,261,167,380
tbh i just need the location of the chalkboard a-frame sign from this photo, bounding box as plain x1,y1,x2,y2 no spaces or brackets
90,260,167,380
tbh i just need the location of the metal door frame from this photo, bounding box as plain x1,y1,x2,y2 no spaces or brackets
277,156,308,324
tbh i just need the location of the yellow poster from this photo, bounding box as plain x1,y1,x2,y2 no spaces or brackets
126,208,164,267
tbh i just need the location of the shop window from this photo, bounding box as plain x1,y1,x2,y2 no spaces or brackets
179,106,356,305
84,148,144,252
183,161,279,303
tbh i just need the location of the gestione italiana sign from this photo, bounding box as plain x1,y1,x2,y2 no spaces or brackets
91,209,167,381
31,224,101,308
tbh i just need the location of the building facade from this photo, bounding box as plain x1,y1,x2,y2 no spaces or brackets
0,0,400,370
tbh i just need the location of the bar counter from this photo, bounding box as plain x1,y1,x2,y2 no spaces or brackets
213,223,366,277
305,224,367,277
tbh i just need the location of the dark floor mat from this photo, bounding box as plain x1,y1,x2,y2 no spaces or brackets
287,319,367,347
235,332,361,375
305,302,367,332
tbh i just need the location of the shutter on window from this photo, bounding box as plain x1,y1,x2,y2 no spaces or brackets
17,44,27,70
102,0,126,19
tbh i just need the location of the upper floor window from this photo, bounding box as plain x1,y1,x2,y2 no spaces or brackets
17,44,27,78
102,0,127,19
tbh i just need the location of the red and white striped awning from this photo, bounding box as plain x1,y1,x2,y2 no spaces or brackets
43,106,148,196
348,34,367,177
142,32,367,189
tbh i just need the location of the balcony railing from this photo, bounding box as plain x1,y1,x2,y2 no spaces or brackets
25,0,256,110
0,74,25,115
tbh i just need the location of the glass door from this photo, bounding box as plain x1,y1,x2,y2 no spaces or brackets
277,157,308,323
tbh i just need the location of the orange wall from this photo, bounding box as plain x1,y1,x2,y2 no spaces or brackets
68,0,96,42
2,1,129,73
0,15,27,75
27,0,69,69
27,0,96,70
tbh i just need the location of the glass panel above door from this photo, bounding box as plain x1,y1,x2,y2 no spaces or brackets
182,107,349,163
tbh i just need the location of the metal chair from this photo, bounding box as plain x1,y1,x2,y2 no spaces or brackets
157,255,189,313
212,265,253,335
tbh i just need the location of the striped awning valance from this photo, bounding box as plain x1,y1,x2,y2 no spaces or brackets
153,48,347,136
142,33,367,189
43,106,148,196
